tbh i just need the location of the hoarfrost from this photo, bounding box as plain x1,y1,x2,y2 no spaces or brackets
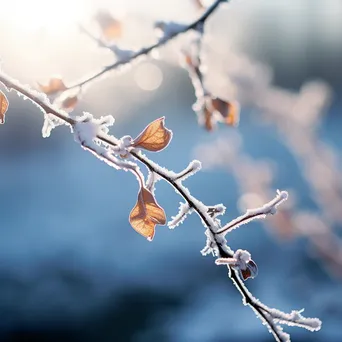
73,112,115,147
217,190,289,235
207,204,226,218
168,202,193,229
73,113,99,148
201,229,219,256
173,160,202,182
268,308,322,332
42,113,65,138
146,171,161,194
110,45,135,62
112,135,133,156
154,21,188,41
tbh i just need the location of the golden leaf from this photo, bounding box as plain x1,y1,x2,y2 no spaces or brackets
95,11,122,40
211,98,240,127
38,77,67,95
0,91,9,124
132,117,172,152
129,187,166,241
61,95,78,111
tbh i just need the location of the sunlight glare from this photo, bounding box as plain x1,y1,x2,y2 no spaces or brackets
4,0,89,33
134,63,163,91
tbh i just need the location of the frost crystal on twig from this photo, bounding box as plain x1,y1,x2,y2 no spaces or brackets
258,308,322,342
112,135,133,157
109,45,135,62
217,190,288,235
146,171,161,194
269,308,322,331
173,160,202,182
168,202,193,229
207,204,226,218
73,113,99,147
216,249,258,280
154,21,189,41
42,113,65,138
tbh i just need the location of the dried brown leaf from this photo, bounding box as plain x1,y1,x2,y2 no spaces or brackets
240,259,258,281
95,11,122,40
211,98,240,127
132,117,172,152
61,95,78,111
129,187,166,241
0,91,9,124
38,77,67,95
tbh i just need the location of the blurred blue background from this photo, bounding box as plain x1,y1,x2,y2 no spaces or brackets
0,0,342,341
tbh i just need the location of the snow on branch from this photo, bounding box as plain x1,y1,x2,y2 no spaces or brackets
216,249,258,280
0,69,320,342
217,190,289,236
255,307,322,342
154,21,190,41
267,308,322,331
146,171,161,194
172,160,202,182
168,202,193,229
207,203,226,218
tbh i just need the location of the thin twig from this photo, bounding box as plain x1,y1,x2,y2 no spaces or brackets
78,24,109,49
68,0,227,90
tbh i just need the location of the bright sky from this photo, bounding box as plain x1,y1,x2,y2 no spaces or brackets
0,0,198,84
2,0,93,33
0,0,196,35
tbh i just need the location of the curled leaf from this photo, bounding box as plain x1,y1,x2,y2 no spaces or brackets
197,97,240,131
61,95,78,111
95,11,122,40
0,91,9,124
129,187,166,241
132,117,172,152
239,259,258,281
216,252,258,281
211,98,240,127
38,77,67,95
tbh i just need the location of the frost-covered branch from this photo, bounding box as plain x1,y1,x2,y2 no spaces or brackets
217,190,289,235
68,0,227,91
196,135,342,277
0,72,321,342
168,202,192,229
